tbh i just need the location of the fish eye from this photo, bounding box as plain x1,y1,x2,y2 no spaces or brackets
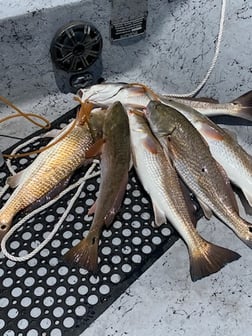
201,167,208,173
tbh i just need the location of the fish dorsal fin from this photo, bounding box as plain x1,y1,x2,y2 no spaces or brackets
231,90,252,107
7,169,27,188
197,121,224,141
152,203,167,227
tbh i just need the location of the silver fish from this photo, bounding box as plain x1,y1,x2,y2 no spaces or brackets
128,110,240,281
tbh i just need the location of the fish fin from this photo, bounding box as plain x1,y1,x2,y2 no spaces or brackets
242,189,252,208
189,240,240,282
216,162,239,213
104,171,128,228
192,97,219,103
231,91,252,121
64,231,100,272
179,179,198,226
88,201,97,216
197,122,224,141
152,203,166,227
85,138,105,159
7,170,27,188
142,135,159,154
197,198,213,220
23,176,71,214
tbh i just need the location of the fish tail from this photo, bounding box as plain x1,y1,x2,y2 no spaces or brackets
189,240,240,282
63,231,99,272
232,90,252,121
235,223,252,249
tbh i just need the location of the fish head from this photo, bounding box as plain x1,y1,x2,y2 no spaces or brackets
77,83,127,104
146,100,177,136
103,101,128,137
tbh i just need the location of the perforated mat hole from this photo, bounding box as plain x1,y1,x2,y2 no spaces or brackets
112,237,121,246
131,221,141,229
75,305,86,316
10,241,20,249
121,263,132,273
18,318,29,330
56,207,66,215
100,264,111,274
132,237,142,245
53,307,64,318
46,276,57,286
30,307,42,318
27,329,39,336
63,317,75,328
122,246,132,255
40,317,51,329
142,245,152,254
4,330,15,336
67,275,78,285
111,255,121,264
56,286,67,296
0,297,9,307
78,285,88,295
101,246,111,256
3,277,13,288
0,319,5,329
141,228,151,237
21,297,32,307
7,308,19,318
34,286,45,296
51,328,62,336
132,254,142,263
141,212,151,220
161,227,171,236
110,273,121,284
88,294,98,305
152,236,162,245
122,212,132,220
122,228,132,237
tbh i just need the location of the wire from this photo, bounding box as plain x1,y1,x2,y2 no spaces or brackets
1,161,100,262
165,0,226,98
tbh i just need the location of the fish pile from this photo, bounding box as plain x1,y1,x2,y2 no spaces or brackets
1,82,252,282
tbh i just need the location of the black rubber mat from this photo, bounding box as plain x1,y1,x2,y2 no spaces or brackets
0,106,181,336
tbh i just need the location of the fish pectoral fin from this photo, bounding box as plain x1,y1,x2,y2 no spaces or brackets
197,198,213,220
104,171,128,228
197,121,224,141
88,201,97,216
243,189,252,208
142,135,159,154
189,240,240,282
85,138,105,159
7,169,27,188
152,203,166,227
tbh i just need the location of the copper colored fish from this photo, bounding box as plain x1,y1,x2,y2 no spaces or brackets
0,105,105,242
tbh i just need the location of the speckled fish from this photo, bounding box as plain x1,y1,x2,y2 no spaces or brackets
159,98,252,209
128,110,240,281
0,104,105,242
162,91,252,121
146,101,252,248
78,82,252,121
64,101,131,272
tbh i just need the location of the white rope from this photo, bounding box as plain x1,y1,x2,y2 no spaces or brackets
1,161,100,262
166,0,226,98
